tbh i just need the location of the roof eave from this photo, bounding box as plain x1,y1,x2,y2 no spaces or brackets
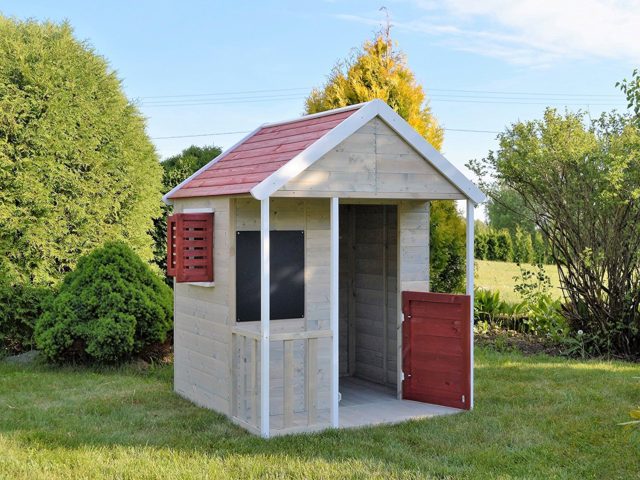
251,99,487,204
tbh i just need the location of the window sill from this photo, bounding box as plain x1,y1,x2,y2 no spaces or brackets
182,281,215,288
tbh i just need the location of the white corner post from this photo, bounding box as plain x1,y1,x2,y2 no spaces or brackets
466,199,475,410
260,197,270,438
330,197,340,427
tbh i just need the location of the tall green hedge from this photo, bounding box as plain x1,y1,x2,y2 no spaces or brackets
0,17,162,285
430,201,466,293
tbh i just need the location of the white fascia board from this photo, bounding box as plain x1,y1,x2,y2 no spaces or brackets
251,99,486,204
162,126,263,205
373,100,487,205
250,101,379,200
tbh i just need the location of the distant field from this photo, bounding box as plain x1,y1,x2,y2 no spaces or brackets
475,260,562,303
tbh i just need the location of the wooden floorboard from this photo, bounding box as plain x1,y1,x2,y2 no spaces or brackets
268,376,462,435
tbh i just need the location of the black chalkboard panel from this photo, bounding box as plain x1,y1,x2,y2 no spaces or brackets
236,230,305,322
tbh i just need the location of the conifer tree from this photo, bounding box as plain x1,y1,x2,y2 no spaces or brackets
305,30,466,292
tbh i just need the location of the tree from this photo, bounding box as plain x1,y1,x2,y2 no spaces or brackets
469,104,640,358
0,17,161,285
305,30,466,292
513,225,534,264
306,33,443,149
495,229,513,262
152,145,222,275
474,232,488,260
430,201,466,293
532,231,549,265
487,185,536,235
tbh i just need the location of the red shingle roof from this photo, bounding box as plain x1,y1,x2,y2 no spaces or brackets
167,108,360,199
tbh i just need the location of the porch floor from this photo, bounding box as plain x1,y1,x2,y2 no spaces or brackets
338,376,462,429
267,376,462,436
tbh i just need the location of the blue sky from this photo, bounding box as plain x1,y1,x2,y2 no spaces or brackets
2,0,637,186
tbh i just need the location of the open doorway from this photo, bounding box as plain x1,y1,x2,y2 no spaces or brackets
339,204,398,405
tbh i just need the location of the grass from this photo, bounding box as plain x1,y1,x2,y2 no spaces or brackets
1,349,639,479
476,260,562,303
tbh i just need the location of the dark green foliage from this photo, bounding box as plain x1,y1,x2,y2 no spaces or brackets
485,232,499,261
152,145,222,277
482,228,513,262
470,97,640,358
532,231,549,264
0,278,54,355
0,17,162,285
35,242,173,363
430,201,465,293
474,232,488,260
494,229,513,262
513,226,534,264
487,186,536,235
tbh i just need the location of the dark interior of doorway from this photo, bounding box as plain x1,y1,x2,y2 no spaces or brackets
338,204,398,394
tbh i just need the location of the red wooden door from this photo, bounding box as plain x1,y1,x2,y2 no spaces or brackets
402,291,471,410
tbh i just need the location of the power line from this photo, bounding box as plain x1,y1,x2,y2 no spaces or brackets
140,95,306,108
150,127,501,140
427,87,620,98
138,86,311,99
151,130,250,139
138,85,622,100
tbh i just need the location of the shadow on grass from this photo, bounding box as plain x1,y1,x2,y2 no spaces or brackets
1,348,639,478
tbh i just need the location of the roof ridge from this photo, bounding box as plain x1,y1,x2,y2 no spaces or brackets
259,102,369,128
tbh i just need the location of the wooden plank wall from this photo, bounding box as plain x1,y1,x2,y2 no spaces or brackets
234,197,332,417
396,199,431,396
337,204,398,388
274,118,464,200
173,196,232,415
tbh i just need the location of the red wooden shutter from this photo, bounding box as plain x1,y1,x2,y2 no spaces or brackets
166,213,214,282
167,215,178,277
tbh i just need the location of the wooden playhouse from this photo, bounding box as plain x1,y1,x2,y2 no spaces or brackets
163,99,485,438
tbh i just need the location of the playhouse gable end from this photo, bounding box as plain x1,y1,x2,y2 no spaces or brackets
274,117,465,200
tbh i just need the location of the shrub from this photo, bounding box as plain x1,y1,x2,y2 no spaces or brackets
0,280,54,355
0,17,162,285
532,231,549,265
485,232,499,261
430,200,466,293
35,242,173,363
474,233,488,260
495,229,514,262
513,226,534,264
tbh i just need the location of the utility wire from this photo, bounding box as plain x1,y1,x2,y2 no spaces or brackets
150,127,501,140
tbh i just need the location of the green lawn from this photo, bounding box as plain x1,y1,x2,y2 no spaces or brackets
1,349,638,479
476,260,562,303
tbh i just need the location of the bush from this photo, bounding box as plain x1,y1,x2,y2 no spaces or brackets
513,226,534,264
495,229,514,262
532,231,549,264
0,281,54,355
430,200,465,293
0,17,162,285
475,232,488,260
35,242,173,363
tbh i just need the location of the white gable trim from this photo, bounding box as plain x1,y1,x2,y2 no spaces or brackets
251,99,486,204
250,101,380,201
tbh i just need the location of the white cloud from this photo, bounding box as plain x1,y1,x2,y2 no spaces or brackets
337,0,640,67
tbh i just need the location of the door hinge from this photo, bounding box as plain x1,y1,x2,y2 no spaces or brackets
461,394,466,403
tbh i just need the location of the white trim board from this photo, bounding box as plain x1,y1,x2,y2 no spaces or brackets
250,99,486,204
